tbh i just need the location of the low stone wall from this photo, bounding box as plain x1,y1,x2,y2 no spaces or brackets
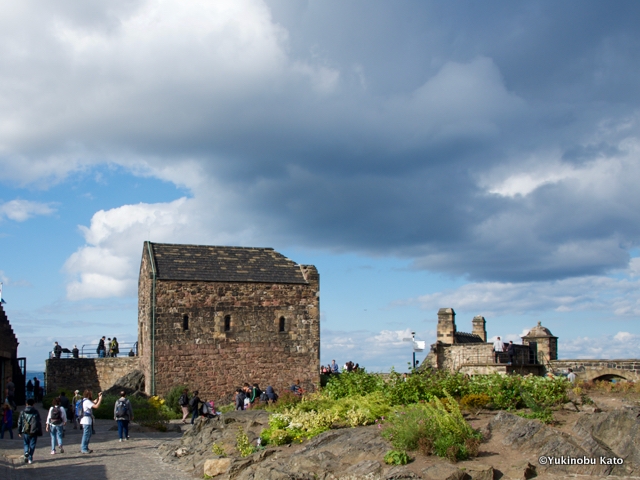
435,343,534,372
45,357,140,394
550,359,640,382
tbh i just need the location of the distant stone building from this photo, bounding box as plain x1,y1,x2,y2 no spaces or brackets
0,304,25,405
425,307,545,376
138,242,320,402
521,321,558,364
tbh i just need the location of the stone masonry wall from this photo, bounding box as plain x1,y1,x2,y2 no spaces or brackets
427,342,534,372
550,359,640,382
45,357,140,394
139,250,320,403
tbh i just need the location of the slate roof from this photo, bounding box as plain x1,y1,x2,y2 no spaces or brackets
454,331,483,344
147,242,309,284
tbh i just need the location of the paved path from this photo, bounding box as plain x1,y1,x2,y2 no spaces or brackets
0,406,194,479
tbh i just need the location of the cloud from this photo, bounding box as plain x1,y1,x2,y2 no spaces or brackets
322,327,434,371
3,0,640,288
560,332,640,359
411,274,640,317
0,199,55,222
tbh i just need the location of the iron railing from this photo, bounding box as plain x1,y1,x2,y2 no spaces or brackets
49,342,138,359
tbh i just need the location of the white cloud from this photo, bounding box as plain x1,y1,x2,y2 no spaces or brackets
322,328,434,371
411,275,640,317
0,199,55,222
560,332,640,359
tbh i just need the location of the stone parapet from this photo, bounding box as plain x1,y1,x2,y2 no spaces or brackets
45,357,140,394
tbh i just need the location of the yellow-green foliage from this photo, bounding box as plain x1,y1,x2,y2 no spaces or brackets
260,392,391,445
211,442,226,457
236,427,257,457
459,393,491,413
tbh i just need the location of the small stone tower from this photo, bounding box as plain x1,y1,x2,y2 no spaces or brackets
472,315,487,342
437,308,456,345
521,321,558,363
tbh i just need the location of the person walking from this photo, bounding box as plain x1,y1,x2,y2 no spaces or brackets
33,377,41,403
18,398,43,464
46,397,67,454
79,390,103,454
26,380,34,400
114,391,133,442
72,390,82,429
1,402,13,439
178,388,190,424
5,377,16,409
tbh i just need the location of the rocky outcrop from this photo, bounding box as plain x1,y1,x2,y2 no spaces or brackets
488,409,639,477
102,369,146,397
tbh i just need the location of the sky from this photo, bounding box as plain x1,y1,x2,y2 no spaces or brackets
1,0,640,372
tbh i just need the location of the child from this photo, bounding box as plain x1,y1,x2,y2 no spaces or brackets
1,403,13,439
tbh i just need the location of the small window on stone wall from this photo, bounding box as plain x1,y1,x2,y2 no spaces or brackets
183,314,189,331
279,316,286,332
224,315,231,332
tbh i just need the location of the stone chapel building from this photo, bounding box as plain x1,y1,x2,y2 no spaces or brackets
137,242,320,402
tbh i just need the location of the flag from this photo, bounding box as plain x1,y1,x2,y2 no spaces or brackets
413,340,425,352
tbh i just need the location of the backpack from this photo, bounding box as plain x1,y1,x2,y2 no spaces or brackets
115,400,128,418
21,411,41,436
50,406,62,425
259,391,269,403
189,396,198,409
179,393,188,407
75,399,83,419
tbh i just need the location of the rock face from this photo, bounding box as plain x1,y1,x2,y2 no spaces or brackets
102,369,146,397
488,408,640,477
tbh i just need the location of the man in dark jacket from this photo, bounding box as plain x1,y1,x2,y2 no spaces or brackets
18,399,43,464
507,341,516,365
114,391,134,441
97,336,106,358
53,342,62,359
190,391,201,424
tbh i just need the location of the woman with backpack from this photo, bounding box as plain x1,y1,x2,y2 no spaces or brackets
178,388,190,424
113,391,133,442
46,397,67,454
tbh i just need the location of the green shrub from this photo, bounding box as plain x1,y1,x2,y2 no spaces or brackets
517,390,555,424
323,370,384,400
459,393,491,414
42,388,75,410
384,450,410,465
382,392,482,462
164,385,188,415
212,442,226,457
236,427,257,457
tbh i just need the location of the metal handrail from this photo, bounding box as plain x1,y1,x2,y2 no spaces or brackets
49,341,138,359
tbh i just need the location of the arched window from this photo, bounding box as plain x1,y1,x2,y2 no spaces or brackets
224,315,231,332
182,314,189,331
279,316,286,332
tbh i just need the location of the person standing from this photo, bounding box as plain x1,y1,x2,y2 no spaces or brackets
493,336,504,363
567,368,577,384
46,397,67,454
190,391,201,424
58,391,71,433
97,337,106,358
506,341,516,365
33,377,41,403
1,402,13,439
331,359,339,374
26,380,34,400
5,377,16,409
79,390,103,454
114,391,133,442
110,337,120,357
178,388,190,424
53,342,62,359
72,390,82,429
72,345,79,358
18,398,43,464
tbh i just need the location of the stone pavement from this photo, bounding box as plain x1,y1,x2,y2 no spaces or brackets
0,406,194,480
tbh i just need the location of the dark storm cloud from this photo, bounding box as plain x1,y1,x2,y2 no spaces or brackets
2,0,640,283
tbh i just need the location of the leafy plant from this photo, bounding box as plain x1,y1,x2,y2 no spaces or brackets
382,392,482,462
164,385,188,415
236,427,257,457
211,442,226,457
384,450,410,465
516,390,555,424
459,393,491,414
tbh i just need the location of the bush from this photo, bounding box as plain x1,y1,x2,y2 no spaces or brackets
236,427,257,457
382,392,482,462
164,385,188,415
323,370,384,400
384,450,410,465
459,393,491,414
